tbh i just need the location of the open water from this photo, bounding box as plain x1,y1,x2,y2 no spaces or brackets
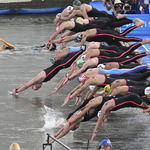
0,14,150,150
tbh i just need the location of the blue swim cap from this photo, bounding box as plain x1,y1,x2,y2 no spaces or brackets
73,0,81,6
100,139,112,147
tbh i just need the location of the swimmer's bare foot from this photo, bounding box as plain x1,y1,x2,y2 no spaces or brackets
133,18,145,28
141,38,150,45
147,64,150,68
116,14,128,19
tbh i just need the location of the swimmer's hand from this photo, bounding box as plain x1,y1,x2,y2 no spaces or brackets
9,88,18,95
49,87,58,95
74,96,82,106
61,97,70,106
49,139,55,144
45,41,50,49
91,131,97,141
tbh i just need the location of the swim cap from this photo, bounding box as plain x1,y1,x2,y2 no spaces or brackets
56,13,61,18
97,110,102,118
100,139,112,147
76,58,84,67
55,26,60,32
67,6,73,12
76,34,83,42
89,85,95,90
81,55,86,60
97,64,105,69
70,18,75,21
145,87,150,95
97,111,108,120
9,143,20,150
80,45,86,51
77,74,88,82
76,17,83,21
73,0,81,6
32,84,40,90
104,85,111,94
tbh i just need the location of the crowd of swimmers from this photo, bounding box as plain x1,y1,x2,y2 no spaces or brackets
9,0,150,149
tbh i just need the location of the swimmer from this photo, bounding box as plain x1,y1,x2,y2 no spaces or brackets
10,49,83,95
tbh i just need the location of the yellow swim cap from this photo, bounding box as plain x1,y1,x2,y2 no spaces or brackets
104,85,111,94
76,17,83,21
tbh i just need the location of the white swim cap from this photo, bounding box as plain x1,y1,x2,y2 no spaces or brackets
67,6,73,12
97,110,101,118
81,55,86,60
145,87,150,95
97,64,105,69
56,13,61,18
89,85,95,91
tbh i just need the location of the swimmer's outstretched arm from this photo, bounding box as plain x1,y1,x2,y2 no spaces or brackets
62,32,84,43
50,112,82,143
49,76,67,95
69,61,90,80
62,80,90,106
91,100,113,141
11,71,45,94
49,63,79,95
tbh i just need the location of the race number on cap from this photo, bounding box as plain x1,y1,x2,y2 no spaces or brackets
32,84,39,90
67,6,73,12
145,87,150,95
78,74,88,82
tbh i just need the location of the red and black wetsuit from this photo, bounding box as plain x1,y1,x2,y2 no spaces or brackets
87,26,141,46
42,51,83,82
111,93,150,111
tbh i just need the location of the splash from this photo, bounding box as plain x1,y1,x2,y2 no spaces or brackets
42,105,65,130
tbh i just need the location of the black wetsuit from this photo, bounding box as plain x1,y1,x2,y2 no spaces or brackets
66,93,150,122
97,52,147,65
87,26,141,46
66,93,125,121
125,85,149,96
111,93,150,111
89,17,133,30
70,17,133,33
42,50,83,82
87,8,115,19
98,42,142,59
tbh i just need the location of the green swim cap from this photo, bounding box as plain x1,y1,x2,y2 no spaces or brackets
76,59,84,67
73,0,81,6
